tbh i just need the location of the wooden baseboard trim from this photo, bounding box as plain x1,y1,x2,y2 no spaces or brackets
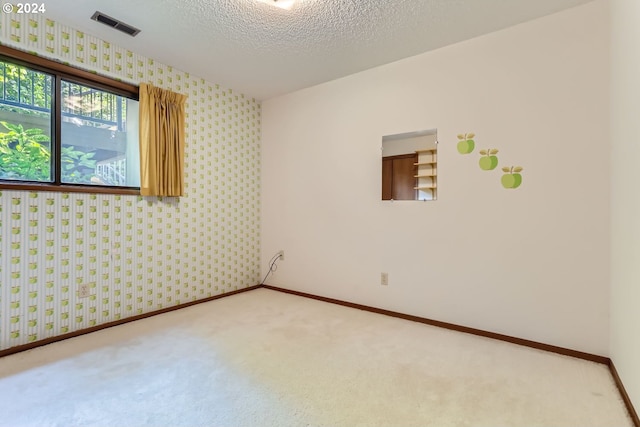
262,285,640,423
260,285,609,364
3,283,637,425
0,285,261,358
610,360,640,427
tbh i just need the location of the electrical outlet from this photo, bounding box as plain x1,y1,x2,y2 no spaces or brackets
78,284,90,298
278,250,284,261
381,272,389,286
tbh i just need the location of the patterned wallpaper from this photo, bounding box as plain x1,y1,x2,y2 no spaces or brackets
0,14,261,350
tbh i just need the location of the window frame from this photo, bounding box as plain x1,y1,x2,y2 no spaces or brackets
0,45,140,195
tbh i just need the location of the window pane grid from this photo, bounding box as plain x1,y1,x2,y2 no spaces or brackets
0,53,139,191
61,81,127,130
0,60,53,183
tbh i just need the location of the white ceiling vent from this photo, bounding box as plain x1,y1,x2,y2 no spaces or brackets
90,11,140,37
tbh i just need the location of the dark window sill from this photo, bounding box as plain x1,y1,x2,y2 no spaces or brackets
0,182,140,196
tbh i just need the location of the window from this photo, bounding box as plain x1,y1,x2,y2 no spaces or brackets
0,45,139,194
381,130,438,201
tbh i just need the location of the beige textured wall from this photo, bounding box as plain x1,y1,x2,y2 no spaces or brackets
261,1,610,355
0,15,261,350
610,0,640,412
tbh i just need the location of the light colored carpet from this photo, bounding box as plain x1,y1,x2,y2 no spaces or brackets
0,288,632,427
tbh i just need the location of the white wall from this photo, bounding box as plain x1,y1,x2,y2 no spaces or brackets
610,0,640,412
261,1,610,355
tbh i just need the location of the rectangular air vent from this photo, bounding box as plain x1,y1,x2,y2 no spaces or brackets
91,11,140,37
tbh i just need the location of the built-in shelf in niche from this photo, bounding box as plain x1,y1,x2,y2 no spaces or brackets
414,149,437,200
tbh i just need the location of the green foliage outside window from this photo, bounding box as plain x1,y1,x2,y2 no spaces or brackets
0,61,51,114
0,121,96,183
0,121,50,181
60,145,97,183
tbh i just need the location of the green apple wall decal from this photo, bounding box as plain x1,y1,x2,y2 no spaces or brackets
501,166,523,189
479,149,499,170
456,132,475,154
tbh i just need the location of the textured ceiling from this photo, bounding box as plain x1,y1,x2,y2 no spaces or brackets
43,0,595,100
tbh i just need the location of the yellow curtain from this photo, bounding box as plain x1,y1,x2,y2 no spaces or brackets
138,83,188,196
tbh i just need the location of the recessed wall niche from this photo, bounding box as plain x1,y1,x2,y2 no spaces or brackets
381,129,437,201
